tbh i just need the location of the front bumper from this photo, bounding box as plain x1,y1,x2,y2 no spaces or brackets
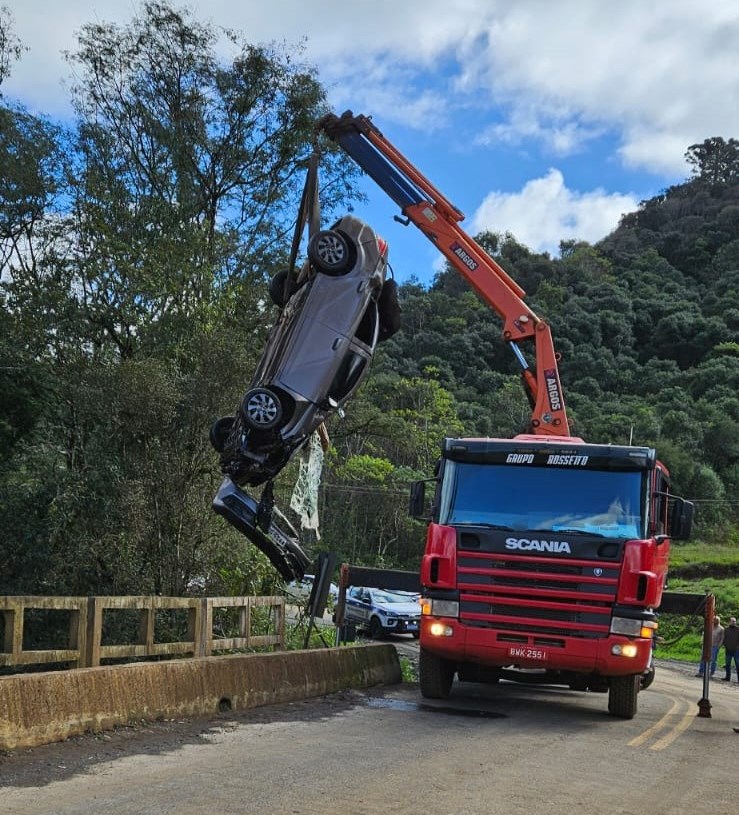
384,617,421,634
419,617,652,676
212,477,311,581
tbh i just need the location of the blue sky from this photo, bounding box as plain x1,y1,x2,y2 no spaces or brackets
3,1,738,285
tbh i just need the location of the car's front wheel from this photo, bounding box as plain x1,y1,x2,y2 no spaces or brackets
369,616,385,639
308,229,353,275
241,387,283,430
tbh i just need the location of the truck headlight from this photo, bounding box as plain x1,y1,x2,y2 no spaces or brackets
429,622,454,637
611,643,639,658
610,617,643,637
421,599,459,618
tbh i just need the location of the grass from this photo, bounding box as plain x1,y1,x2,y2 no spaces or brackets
657,536,739,663
399,655,417,683
668,540,739,573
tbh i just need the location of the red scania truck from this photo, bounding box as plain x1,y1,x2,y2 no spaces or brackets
318,111,694,718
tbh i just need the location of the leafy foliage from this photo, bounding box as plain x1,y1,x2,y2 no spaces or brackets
0,3,737,593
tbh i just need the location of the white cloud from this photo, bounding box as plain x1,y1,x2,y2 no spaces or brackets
470,169,638,256
454,1,739,173
3,0,737,174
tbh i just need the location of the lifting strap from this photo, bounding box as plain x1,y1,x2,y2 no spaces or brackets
284,147,322,299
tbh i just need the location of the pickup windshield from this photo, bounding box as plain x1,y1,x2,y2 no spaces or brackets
438,462,644,539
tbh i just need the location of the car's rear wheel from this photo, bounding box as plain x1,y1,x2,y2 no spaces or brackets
241,387,283,430
269,269,296,307
209,416,235,452
308,229,352,275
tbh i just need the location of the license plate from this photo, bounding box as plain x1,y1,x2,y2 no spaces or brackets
508,646,548,661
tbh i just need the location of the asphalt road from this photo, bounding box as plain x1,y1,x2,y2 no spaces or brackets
1,652,736,815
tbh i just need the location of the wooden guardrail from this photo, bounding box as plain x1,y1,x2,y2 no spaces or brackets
0,595,285,670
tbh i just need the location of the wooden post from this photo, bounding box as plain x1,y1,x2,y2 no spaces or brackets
697,592,714,718
84,597,103,668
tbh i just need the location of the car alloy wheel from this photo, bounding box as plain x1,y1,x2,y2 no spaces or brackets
308,229,352,275
241,387,283,430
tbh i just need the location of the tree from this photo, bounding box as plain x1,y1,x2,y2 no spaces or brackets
63,0,358,359
0,1,360,596
0,6,22,89
685,138,739,186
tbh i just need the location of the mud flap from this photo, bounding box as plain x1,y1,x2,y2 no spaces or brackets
212,477,311,582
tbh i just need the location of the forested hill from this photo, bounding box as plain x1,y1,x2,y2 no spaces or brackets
332,137,739,546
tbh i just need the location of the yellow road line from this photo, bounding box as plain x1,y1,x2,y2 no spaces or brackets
628,695,682,747
648,707,695,751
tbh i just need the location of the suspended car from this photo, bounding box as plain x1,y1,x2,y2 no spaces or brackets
211,214,399,488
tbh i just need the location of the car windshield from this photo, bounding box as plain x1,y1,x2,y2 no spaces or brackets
372,590,416,604
438,462,645,539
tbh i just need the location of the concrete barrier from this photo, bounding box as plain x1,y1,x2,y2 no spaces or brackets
0,643,401,750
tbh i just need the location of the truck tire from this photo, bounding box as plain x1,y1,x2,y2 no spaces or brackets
419,647,454,699
608,675,640,719
640,665,656,690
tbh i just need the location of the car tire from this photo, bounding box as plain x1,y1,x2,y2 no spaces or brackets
240,387,283,430
378,278,401,341
308,229,353,275
269,269,295,307
369,616,385,639
209,416,235,452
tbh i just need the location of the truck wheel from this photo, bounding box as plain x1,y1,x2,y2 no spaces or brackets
640,665,656,690
419,647,454,699
608,675,640,719
308,229,353,275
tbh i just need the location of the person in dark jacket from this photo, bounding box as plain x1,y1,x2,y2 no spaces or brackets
722,616,739,682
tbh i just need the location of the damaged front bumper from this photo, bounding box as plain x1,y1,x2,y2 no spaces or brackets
212,477,311,582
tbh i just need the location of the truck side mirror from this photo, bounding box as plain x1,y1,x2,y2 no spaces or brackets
409,480,426,518
669,498,694,541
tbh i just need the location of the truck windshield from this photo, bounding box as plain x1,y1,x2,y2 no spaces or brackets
438,462,644,539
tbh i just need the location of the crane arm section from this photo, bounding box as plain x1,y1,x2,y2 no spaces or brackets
317,110,569,436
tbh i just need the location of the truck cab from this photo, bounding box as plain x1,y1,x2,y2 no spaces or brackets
411,436,693,718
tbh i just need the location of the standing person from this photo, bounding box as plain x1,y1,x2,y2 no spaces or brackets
696,615,724,677
722,616,739,682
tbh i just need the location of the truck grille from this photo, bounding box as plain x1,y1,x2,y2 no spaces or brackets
457,551,619,639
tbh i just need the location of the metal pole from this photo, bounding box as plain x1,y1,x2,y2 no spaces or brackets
697,593,714,718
